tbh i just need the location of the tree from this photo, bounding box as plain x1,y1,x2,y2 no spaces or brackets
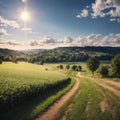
0,59,2,64
59,64,63,69
111,54,120,77
99,65,109,77
77,65,82,71
66,64,70,70
40,61,44,65
71,65,77,71
87,56,100,76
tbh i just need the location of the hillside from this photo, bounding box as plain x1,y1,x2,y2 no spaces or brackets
53,46,120,55
0,46,120,62
0,48,24,56
25,46,120,63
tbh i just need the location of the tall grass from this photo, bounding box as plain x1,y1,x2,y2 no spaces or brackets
0,62,69,115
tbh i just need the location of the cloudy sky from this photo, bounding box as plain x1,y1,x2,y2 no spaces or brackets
0,0,120,50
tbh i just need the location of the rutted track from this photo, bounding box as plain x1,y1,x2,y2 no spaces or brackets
34,78,80,120
77,72,120,98
65,72,120,120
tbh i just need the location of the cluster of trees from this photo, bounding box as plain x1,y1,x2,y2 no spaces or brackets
87,54,120,78
57,64,82,71
0,55,19,64
1,47,120,64
24,46,119,63
26,52,89,63
0,59,2,64
26,47,116,63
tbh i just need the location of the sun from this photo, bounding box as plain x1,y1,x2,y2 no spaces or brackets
20,10,30,22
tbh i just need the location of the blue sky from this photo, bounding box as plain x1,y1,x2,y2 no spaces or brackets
0,0,120,50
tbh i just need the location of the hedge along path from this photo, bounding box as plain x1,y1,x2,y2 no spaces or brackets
34,78,80,120
77,72,120,98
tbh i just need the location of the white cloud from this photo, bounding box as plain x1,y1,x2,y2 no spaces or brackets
76,33,120,47
27,40,40,46
76,34,102,46
76,8,88,19
76,0,120,23
21,27,32,33
64,37,73,43
0,16,20,28
117,18,120,23
110,18,116,22
0,34,120,50
0,29,9,36
40,36,57,44
91,0,107,18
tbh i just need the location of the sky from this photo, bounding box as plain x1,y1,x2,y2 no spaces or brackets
0,0,120,50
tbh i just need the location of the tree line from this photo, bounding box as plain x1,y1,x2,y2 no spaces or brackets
87,54,120,78
56,54,120,78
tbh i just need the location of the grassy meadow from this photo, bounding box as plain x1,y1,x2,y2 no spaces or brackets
0,62,74,120
0,61,120,120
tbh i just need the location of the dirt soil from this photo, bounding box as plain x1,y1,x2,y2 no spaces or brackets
34,78,80,120
104,80,120,88
77,72,120,98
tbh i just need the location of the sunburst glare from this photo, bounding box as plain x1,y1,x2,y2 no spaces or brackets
20,10,30,22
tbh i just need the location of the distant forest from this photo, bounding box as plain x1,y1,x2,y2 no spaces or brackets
0,46,120,63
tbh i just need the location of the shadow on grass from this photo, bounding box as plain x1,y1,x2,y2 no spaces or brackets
0,80,71,120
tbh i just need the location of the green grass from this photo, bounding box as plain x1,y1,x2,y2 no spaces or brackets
0,62,73,120
0,62,66,81
66,77,120,120
0,62,119,120
0,76,74,120
62,62,119,120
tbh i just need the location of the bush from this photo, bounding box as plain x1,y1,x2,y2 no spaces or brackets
71,65,77,71
66,64,70,70
111,54,120,77
40,61,44,65
59,64,63,69
77,65,82,71
0,59,2,64
99,65,109,77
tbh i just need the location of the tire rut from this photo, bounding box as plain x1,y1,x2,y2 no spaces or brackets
77,72,120,98
34,78,80,120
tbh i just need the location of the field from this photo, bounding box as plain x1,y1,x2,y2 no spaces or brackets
0,62,73,120
60,63,120,120
0,62,120,120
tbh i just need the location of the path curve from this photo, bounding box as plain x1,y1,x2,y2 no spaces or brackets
34,78,80,120
77,72,120,98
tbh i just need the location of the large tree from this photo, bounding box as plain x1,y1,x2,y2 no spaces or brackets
87,56,100,76
111,54,120,77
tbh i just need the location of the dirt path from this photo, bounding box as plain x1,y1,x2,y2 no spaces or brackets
34,78,80,120
104,80,120,88
77,72,120,98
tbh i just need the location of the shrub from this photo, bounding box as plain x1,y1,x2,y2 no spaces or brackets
77,65,82,71
0,59,2,64
111,54,120,77
59,64,63,69
99,65,109,77
66,64,70,70
71,65,77,71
